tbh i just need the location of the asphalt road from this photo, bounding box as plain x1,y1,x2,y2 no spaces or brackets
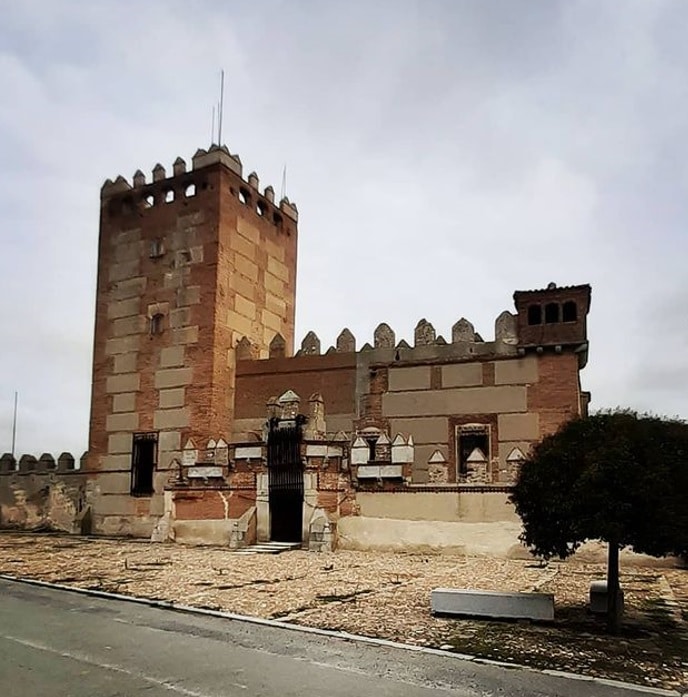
0,578,652,697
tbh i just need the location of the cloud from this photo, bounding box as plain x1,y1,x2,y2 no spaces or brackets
0,0,686,455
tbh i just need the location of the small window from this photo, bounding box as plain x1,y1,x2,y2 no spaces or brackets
545,302,560,324
527,304,542,325
144,194,155,207
562,300,577,322
131,433,157,496
256,201,266,217
364,436,378,462
457,426,489,479
239,188,250,205
273,212,283,227
165,189,175,203
150,313,164,335
185,183,196,198
149,239,164,258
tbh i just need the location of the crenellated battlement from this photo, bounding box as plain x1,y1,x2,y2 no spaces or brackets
235,311,521,365
100,143,298,224
0,451,88,473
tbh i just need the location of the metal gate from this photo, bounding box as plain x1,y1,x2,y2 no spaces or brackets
267,416,305,543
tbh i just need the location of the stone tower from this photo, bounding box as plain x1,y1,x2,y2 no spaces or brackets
87,145,298,535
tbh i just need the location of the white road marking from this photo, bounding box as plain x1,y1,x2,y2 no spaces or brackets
1,634,247,695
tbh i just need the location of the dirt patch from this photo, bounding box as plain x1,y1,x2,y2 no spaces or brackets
0,532,686,691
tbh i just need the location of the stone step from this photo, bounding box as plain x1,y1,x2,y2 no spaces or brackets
233,541,301,555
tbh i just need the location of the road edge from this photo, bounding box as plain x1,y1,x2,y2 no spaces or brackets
0,573,683,697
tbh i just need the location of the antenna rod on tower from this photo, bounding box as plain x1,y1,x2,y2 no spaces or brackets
11,391,17,459
218,69,225,145
211,105,216,145
280,164,287,201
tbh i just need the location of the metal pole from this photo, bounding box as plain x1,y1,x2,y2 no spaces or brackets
218,69,225,145
11,391,17,459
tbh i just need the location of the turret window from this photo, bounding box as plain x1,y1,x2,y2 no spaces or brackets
527,304,542,325
150,313,164,335
545,303,560,324
562,300,577,322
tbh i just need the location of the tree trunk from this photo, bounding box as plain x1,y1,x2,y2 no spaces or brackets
606,539,620,633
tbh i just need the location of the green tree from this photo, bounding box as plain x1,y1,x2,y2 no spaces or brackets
510,410,688,633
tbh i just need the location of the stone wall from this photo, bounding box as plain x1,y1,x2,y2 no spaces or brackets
0,452,89,533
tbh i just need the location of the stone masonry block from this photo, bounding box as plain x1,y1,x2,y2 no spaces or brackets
106,412,139,432
159,388,185,409
237,218,260,245
158,431,181,452
101,454,134,470
177,285,201,306
267,256,289,282
389,417,448,444
230,273,256,300
112,315,144,337
105,335,140,356
230,232,256,261
388,366,431,392
169,308,191,328
266,293,286,316
112,392,136,413
494,357,539,385
155,368,192,389
382,386,527,417
235,256,258,282
108,433,133,455
261,309,282,332
235,295,256,320
265,273,284,296
498,413,539,441
113,353,138,374
160,346,185,368
107,298,140,320
108,260,140,283
171,326,199,345
106,373,140,394
441,363,483,388
153,408,190,430
110,277,146,301
227,311,253,337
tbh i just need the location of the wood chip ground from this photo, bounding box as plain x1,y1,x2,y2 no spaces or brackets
1,533,686,691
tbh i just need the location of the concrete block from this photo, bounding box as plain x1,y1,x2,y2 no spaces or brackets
589,581,625,615
105,335,140,356
108,433,133,455
158,431,181,452
431,588,554,621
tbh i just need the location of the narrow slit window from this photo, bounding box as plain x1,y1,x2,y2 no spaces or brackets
150,313,164,335
165,189,175,203
185,183,196,198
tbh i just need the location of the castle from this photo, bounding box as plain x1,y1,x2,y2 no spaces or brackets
0,143,591,554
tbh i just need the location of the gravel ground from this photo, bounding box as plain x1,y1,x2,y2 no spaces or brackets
1,532,686,691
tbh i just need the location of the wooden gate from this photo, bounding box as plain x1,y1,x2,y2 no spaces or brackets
267,416,305,543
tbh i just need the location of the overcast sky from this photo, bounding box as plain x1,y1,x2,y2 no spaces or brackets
1,0,687,456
